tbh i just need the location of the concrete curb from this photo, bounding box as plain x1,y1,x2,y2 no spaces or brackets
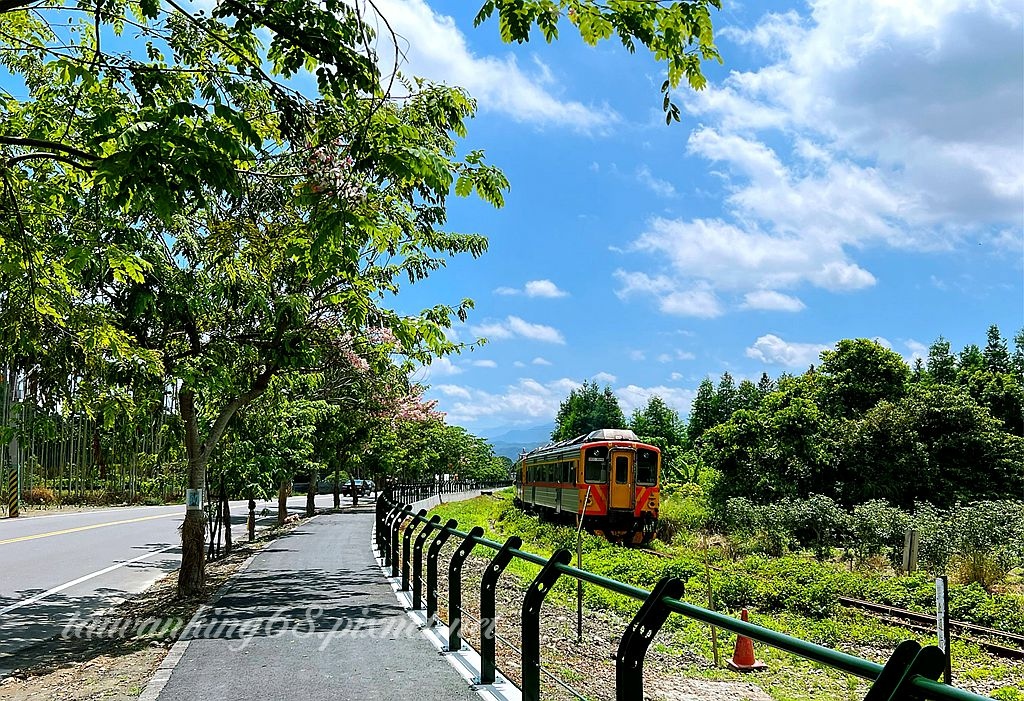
138,515,318,701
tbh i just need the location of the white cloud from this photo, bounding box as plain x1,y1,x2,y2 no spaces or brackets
513,361,526,368
629,350,646,361
657,353,672,363
745,334,831,368
370,0,617,132
525,280,569,298
619,0,1022,318
495,279,569,298
616,385,696,418
443,377,581,426
670,372,684,381
636,165,677,198
439,377,694,429
593,371,617,383
472,359,498,368
531,357,552,366
904,339,928,365
615,271,723,318
432,384,471,399
742,290,806,312
471,316,566,344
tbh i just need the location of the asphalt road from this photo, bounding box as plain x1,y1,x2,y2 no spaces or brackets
156,510,480,701
0,494,343,676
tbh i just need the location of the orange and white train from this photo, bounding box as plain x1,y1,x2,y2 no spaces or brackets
513,428,660,544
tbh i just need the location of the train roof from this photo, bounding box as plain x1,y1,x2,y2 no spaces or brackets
518,428,648,460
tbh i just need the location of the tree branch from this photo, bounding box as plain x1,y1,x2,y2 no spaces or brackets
6,151,96,171
0,136,98,163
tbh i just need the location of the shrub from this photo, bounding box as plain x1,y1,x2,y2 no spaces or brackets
656,486,712,543
851,499,910,567
790,494,851,560
725,497,796,557
23,486,57,506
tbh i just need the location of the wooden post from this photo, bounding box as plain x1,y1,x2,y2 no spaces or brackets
903,529,919,573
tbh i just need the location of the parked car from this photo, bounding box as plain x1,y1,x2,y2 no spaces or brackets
339,479,375,496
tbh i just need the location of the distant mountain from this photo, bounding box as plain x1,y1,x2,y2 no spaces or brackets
484,424,554,461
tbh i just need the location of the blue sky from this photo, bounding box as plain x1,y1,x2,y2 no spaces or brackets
378,0,1024,435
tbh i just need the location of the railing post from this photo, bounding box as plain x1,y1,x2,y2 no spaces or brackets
382,505,401,568
402,508,428,591
413,515,441,609
427,519,458,626
863,640,945,701
375,492,388,554
447,526,485,652
616,576,684,701
391,505,411,578
480,536,522,685
522,548,572,701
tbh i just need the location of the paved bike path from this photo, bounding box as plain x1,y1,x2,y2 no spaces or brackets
155,508,479,701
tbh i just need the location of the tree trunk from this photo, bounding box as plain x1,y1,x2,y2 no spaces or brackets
177,390,206,598
306,468,317,517
333,464,340,509
349,475,358,507
222,479,232,555
278,479,289,525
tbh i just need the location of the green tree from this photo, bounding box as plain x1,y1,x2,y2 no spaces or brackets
551,380,626,441
0,0,725,596
984,324,1011,373
819,339,910,418
926,336,957,385
629,394,687,480
687,377,717,444
958,344,986,378
736,378,762,412
836,383,1023,508
714,371,738,423
1012,328,1024,379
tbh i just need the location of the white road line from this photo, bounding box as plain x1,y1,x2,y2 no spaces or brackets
0,545,177,616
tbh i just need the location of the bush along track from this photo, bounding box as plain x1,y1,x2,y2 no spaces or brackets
425,492,1024,701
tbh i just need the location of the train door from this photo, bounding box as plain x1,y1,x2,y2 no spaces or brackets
608,451,634,510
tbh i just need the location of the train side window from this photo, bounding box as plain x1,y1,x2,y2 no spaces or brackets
636,449,658,486
615,455,629,484
584,447,608,483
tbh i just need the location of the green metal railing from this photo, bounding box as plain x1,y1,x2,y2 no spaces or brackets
375,491,992,701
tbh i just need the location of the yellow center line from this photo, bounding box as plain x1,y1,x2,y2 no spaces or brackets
0,512,180,546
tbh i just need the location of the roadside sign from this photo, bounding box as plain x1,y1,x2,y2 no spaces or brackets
185,488,204,510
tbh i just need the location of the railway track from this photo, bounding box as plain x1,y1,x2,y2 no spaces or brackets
837,597,1024,659
634,547,1024,659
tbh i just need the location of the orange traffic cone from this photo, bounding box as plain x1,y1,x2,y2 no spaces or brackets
727,608,768,672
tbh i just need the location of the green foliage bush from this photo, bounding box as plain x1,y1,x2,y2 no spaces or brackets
656,485,712,542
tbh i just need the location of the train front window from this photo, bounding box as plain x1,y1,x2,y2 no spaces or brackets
636,449,657,485
584,447,608,483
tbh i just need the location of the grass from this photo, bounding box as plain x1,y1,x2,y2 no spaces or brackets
427,491,1024,700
